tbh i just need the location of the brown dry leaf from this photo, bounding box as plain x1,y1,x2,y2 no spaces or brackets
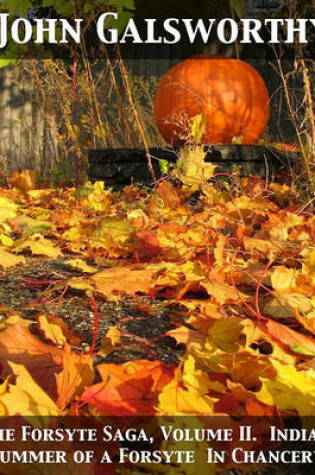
264,292,312,320
155,180,182,208
243,236,286,258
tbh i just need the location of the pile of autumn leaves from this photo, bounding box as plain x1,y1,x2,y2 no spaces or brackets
1,169,315,419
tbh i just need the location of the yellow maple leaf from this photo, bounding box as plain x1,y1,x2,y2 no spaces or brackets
295,310,315,336
0,379,9,415
91,265,156,300
0,197,18,223
301,247,315,272
62,226,83,242
38,314,67,347
243,236,286,258
2,362,60,416
167,326,205,351
207,317,245,353
176,146,217,191
0,234,14,247
268,212,304,242
10,215,53,237
158,378,216,415
0,248,25,270
76,181,111,211
65,259,98,274
257,359,315,415
99,327,121,357
271,266,298,291
200,281,243,305
89,217,134,252
13,236,62,258
158,354,218,416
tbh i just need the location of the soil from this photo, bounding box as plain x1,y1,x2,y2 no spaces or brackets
0,257,186,366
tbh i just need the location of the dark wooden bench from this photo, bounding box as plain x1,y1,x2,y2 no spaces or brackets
88,145,299,187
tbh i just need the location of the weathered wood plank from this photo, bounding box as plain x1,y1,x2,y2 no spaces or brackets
88,145,298,185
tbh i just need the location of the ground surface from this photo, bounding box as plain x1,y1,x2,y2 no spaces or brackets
1,256,310,475
1,170,315,475
0,257,185,366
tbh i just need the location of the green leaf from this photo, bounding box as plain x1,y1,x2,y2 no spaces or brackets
0,59,17,69
42,0,75,17
108,0,135,12
2,0,33,16
115,11,134,34
159,159,171,175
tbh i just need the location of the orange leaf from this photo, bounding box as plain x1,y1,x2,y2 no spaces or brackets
0,318,63,397
56,345,94,410
91,266,157,299
81,360,175,416
264,319,315,356
11,170,38,192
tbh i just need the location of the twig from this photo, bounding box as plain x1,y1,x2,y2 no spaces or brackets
116,47,156,182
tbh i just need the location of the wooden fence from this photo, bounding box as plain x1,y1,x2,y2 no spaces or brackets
0,57,298,176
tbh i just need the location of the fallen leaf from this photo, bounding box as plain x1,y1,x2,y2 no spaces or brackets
81,360,174,416
38,314,67,347
56,345,94,410
0,248,25,269
13,236,62,258
65,259,98,274
99,327,121,357
257,359,315,415
2,362,60,416
264,293,312,320
91,265,157,299
265,319,315,356
11,170,38,192
0,318,63,396
207,317,245,353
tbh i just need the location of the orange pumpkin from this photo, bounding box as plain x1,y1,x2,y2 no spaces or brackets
154,56,270,145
